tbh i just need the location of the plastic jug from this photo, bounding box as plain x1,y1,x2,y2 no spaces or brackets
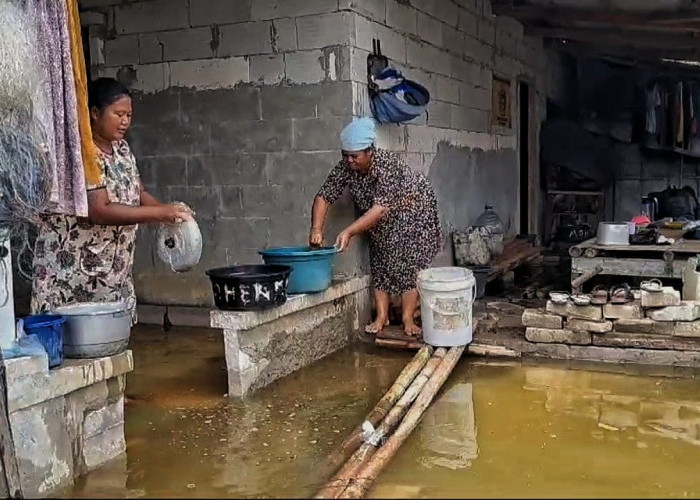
475,204,504,256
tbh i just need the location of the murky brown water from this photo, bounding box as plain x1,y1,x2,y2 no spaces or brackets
62,325,700,498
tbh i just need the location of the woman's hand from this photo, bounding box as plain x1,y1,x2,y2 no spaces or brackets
309,228,324,248
335,230,353,252
157,204,192,223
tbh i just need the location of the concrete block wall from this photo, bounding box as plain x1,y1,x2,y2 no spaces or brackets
78,0,565,306
339,0,563,264
79,0,366,307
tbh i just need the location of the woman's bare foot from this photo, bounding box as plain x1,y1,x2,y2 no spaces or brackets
403,320,422,337
365,317,389,334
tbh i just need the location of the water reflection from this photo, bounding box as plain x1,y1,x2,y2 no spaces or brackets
523,365,700,447
418,382,478,470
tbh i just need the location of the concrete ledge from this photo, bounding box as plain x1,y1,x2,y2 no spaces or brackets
211,275,370,331
7,351,134,414
211,276,371,397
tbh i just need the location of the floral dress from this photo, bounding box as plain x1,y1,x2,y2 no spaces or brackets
30,140,141,324
317,148,442,295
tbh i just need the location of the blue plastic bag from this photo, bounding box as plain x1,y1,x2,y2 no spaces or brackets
370,67,430,124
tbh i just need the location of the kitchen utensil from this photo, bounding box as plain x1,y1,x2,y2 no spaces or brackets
596,222,630,246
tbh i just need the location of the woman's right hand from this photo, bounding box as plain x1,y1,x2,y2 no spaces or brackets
309,228,324,248
157,204,192,223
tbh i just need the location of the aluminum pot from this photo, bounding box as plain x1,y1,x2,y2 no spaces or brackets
596,222,630,246
52,300,131,358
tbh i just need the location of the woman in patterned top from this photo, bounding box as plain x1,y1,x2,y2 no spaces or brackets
310,117,442,336
31,77,191,324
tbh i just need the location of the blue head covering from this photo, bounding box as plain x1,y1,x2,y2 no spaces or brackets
340,117,377,151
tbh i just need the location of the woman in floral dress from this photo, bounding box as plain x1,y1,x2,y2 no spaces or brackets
310,117,442,336
31,78,191,324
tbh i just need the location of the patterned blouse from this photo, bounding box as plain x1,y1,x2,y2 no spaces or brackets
31,140,142,324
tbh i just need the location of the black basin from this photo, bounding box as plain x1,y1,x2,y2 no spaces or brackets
205,264,292,311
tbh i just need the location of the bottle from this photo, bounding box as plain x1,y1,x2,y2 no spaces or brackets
474,204,504,256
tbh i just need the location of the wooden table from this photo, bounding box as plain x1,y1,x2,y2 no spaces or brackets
569,236,700,282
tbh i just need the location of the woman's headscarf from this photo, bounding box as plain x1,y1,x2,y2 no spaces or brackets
340,116,377,151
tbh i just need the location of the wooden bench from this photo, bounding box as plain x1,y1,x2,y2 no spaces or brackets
486,237,541,282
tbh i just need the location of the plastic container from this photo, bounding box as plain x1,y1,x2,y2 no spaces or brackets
156,217,203,272
22,314,66,368
475,204,504,256
259,246,338,294
206,264,292,311
417,267,476,347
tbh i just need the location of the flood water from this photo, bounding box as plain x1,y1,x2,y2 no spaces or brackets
62,325,700,498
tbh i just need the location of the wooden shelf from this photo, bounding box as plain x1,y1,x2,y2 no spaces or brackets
641,144,700,160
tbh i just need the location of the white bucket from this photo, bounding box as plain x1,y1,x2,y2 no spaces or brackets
418,267,476,347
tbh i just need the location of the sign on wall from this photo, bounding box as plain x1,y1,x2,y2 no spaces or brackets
492,76,512,129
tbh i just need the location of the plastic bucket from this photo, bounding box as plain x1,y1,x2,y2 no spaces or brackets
22,314,66,368
259,246,338,294
418,267,476,347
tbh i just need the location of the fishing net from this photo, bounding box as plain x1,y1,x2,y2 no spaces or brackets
0,1,52,279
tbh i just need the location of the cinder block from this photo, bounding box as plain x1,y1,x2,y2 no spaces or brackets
430,0,459,28
355,16,407,63
458,8,477,35
641,287,682,308
546,301,603,321
128,63,169,94
170,57,249,90
443,26,465,57
157,27,216,62
477,18,495,45
266,151,337,187
647,301,700,322
459,84,490,110
252,0,339,20
218,21,273,57
405,125,436,153
189,0,251,26
297,12,355,50
525,327,592,345
213,217,271,248
427,101,451,128
251,54,285,84
293,115,347,151
567,319,613,333
522,309,563,329
674,321,700,338
614,318,674,335
272,18,298,52
138,33,161,64
465,37,493,66
180,86,261,123
168,186,223,218
104,35,139,67
496,30,517,57
339,0,386,21
603,301,643,320
437,75,460,104
210,118,293,154
451,106,489,132
115,0,189,35
218,188,243,218
261,85,319,119
417,12,443,46
285,50,326,84
386,0,417,35
188,154,267,187
406,39,451,76
138,156,187,187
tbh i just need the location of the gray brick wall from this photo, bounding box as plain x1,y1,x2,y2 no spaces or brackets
77,0,566,306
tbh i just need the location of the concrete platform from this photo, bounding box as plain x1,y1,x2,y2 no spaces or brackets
210,276,371,398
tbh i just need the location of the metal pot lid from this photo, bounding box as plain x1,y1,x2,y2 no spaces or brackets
52,300,127,316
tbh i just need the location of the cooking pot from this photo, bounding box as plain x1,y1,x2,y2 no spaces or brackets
52,300,131,358
596,222,630,246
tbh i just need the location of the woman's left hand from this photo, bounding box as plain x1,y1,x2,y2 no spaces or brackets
335,230,353,252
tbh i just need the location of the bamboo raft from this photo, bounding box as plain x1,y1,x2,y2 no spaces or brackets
315,344,465,498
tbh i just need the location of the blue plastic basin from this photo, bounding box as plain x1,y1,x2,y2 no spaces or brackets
259,246,338,294
22,314,66,368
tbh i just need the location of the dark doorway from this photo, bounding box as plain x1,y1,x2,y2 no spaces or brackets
519,81,530,234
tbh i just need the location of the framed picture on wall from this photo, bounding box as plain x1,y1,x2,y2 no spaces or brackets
492,76,512,129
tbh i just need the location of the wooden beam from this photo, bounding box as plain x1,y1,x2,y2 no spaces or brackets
549,39,700,65
526,26,700,49
492,2,700,28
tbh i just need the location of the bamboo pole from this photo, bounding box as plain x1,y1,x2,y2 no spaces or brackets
374,337,424,350
315,348,447,499
338,345,466,499
320,344,433,483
